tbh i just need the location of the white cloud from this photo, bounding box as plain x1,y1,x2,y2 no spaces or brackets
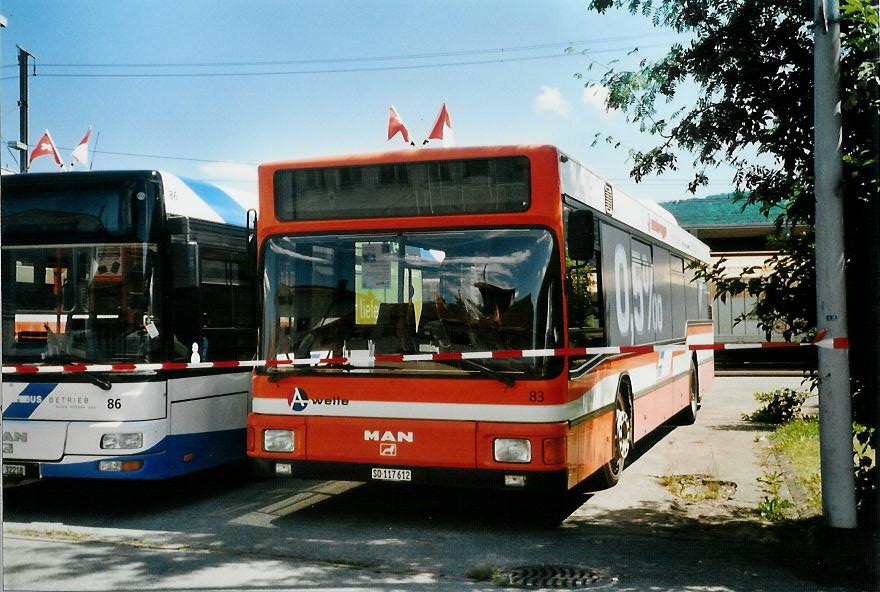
533,86,570,117
582,85,620,120
197,161,258,182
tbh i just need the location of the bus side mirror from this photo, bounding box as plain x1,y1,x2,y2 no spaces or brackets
166,215,190,237
245,209,258,281
567,210,595,261
171,240,200,289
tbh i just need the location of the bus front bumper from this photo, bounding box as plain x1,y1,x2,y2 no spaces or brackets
251,458,569,492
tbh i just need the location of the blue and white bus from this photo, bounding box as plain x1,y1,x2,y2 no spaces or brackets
1,170,256,480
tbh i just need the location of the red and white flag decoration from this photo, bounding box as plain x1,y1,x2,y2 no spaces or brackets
28,130,64,170
424,101,452,145
387,105,412,144
70,127,92,168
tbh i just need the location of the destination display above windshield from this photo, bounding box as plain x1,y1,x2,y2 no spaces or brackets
273,156,530,221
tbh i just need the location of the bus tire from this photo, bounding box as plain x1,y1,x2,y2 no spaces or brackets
594,379,633,490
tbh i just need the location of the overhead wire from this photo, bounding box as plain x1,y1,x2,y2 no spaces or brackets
0,33,676,70
1,46,671,80
5,134,733,188
78,148,258,165
0,36,677,80
0,34,697,180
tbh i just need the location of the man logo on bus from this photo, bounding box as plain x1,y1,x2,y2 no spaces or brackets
288,388,309,412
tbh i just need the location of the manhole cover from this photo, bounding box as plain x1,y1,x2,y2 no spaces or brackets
503,565,614,589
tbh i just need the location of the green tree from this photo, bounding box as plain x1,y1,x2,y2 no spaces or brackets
583,0,878,513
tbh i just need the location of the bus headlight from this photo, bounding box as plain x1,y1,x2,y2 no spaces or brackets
101,432,143,449
98,460,144,472
494,438,532,463
263,429,295,452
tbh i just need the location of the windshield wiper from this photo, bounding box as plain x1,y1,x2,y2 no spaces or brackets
267,363,316,382
447,358,516,387
267,360,403,382
40,352,90,365
83,372,112,391
80,372,113,391
37,354,113,391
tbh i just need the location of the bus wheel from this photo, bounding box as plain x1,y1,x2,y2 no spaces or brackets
599,381,633,488
679,360,699,425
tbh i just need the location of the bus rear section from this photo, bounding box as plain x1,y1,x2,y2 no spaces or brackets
247,145,714,493
1,171,256,481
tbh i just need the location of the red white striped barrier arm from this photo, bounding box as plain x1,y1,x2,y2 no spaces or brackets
0,337,849,375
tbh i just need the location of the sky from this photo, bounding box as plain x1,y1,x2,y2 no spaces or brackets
0,0,735,203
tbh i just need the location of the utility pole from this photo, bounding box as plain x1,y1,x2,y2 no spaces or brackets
813,0,857,529
1,12,9,589
8,45,33,172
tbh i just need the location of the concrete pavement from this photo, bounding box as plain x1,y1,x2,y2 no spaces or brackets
4,375,868,591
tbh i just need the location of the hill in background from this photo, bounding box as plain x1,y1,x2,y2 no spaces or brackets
661,193,784,226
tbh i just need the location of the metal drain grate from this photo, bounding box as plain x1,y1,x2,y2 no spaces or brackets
504,565,614,589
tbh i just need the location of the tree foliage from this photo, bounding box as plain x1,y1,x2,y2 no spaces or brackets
584,0,878,372
585,0,879,521
590,0,880,338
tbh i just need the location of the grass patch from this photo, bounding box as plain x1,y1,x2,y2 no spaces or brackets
755,471,794,520
657,474,737,502
742,388,808,424
769,417,822,515
466,564,507,586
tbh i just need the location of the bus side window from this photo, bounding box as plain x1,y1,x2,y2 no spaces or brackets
199,247,255,362
563,209,604,347
670,254,687,341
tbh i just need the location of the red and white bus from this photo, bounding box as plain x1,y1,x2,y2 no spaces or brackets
247,145,713,496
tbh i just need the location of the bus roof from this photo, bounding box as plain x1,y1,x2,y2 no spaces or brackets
556,149,711,263
260,145,710,262
159,172,256,227
2,170,256,228
259,145,552,170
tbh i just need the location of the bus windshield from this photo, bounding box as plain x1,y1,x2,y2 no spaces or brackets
1,243,160,364
1,177,156,245
1,176,164,365
262,228,561,379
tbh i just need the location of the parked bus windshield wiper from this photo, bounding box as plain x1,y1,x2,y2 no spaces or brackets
39,352,91,365
82,373,113,391
38,354,113,391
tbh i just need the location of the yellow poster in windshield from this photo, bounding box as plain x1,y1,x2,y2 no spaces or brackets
356,242,396,325
355,242,423,329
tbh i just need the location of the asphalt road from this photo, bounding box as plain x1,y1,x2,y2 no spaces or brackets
1,375,866,591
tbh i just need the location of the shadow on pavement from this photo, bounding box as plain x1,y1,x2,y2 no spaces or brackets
7,479,873,591
4,444,875,591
